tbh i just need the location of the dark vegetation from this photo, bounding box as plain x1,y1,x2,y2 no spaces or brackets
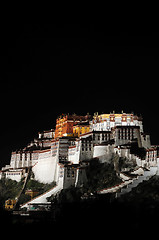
46,175,159,236
1,158,159,237
0,178,56,206
120,175,159,204
85,158,122,192
0,178,23,206
48,158,122,203
118,157,136,171
18,179,56,205
1,190,159,237
130,142,146,159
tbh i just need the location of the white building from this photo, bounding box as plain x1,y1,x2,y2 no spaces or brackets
0,112,157,186
145,147,157,167
90,113,143,132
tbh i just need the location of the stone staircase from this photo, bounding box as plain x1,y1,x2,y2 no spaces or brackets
98,167,158,196
116,166,158,197
13,167,31,210
20,163,159,209
20,176,64,210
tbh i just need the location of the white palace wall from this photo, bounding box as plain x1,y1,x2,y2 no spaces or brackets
32,149,58,184
68,145,80,164
93,144,114,163
4,169,23,182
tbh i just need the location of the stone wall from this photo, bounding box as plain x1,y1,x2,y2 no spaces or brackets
93,144,114,163
32,149,58,184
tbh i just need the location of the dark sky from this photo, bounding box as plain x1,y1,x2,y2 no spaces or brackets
0,24,159,167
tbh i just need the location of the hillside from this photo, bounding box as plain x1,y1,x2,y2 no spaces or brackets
1,159,159,237
48,175,159,235
0,177,56,207
47,157,122,203
82,157,122,192
120,174,159,204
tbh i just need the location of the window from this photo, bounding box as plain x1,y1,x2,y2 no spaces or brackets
108,134,110,141
82,142,84,151
67,168,70,178
131,129,134,139
72,169,75,177
102,134,104,140
121,129,123,139
118,130,120,139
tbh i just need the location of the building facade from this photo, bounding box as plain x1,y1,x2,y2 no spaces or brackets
73,122,90,137
55,114,91,138
113,125,142,147
0,112,156,186
90,113,143,132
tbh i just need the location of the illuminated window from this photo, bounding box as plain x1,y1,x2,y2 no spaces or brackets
72,169,75,177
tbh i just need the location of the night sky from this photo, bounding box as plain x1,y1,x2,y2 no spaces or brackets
0,24,159,168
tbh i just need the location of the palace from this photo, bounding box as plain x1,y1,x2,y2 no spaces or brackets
54,114,91,138
0,112,158,194
90,112,143,132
